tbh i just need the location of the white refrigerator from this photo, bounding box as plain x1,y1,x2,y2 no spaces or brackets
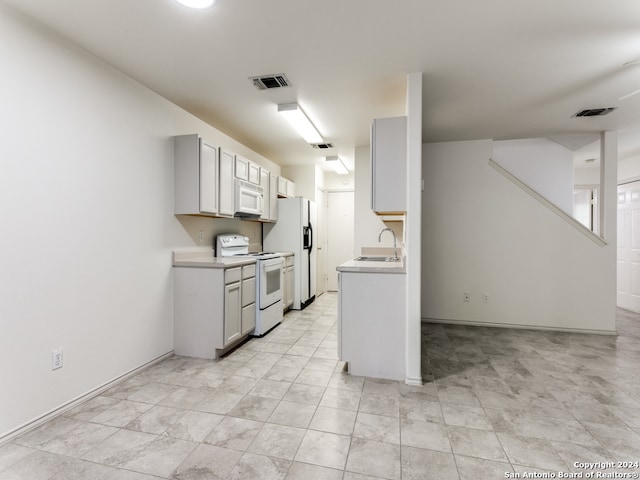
263,197,316,310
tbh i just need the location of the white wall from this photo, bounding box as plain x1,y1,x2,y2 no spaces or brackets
324,172,354,190
619,153,640,183
404,72,422,386
0,6,278,438
574,166,600,186
281,165,318,201
493,138,574,213
422,139,616,333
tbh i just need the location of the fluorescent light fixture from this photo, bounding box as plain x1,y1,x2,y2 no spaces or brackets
175,0,217,9
277,103,323,144
325,156,349,175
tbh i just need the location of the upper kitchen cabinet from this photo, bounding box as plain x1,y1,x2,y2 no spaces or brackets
218,148,235,217
269,173,278,221
259,168,277,223
248,162,260,185
371,116,407,214
277,176,296,198
235,155,260,186
174,134,218,216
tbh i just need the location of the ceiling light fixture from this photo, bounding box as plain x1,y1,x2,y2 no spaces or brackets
175,0,217,9
277,103,323,144
325,156,348,175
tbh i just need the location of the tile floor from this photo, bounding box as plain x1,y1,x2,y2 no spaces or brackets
1,293,640,479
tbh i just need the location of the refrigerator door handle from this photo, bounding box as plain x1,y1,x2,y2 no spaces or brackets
307,222,313,252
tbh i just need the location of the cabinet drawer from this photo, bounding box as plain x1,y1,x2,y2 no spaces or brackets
225,267,241,284
242,264,256,279
285,255,294,267
242,277,256,306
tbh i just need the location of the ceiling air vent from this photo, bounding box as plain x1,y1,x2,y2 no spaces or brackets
311,143,334,149
250,73,290,90
573,108,617,117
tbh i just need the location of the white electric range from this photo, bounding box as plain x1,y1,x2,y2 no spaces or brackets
216,234,283,336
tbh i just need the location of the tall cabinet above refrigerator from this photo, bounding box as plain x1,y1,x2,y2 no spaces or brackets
263,197,316,310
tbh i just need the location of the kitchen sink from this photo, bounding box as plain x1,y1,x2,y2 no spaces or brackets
354,256,400,262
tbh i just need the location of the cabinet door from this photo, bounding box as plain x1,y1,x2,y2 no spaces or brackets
241,277,256,307
286,179,295,198
285,266,294,307
235,156,249,181
199,139,218,214
260,168,270,221
277,176,287,197
269,174,278,221
224,281,242,345
371,116,407,214
219,148,235,217
248,162,260,185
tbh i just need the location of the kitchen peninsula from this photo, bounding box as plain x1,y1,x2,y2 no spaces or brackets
337,254,406,381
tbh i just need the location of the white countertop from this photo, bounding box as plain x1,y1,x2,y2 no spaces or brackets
173,249,256,269
337,256,405,274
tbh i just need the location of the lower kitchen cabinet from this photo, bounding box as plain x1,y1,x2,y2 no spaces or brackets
283,255,294,311
224,274,242,345
173,261,256,359
338,270,406,380
241,264,256,334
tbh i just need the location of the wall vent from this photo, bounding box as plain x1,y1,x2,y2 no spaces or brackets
573,108,617,117
311,143,334,149
250,74,290,90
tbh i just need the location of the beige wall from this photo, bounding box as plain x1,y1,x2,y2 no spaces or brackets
0,6,277,438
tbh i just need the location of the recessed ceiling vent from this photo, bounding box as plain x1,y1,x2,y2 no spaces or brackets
250,73,290,90
573,107,617,117
311,143,334,149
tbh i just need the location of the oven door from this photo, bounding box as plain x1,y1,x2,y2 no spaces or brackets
259,257,283,309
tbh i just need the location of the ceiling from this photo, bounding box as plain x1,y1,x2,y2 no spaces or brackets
5,0,640,171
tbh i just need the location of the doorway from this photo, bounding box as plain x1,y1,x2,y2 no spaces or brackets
617,181,640,312
327,190,355,291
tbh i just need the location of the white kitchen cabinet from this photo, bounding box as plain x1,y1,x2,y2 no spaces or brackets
283,254,294,311
248,162,260,185
173,261,256,359
174,134,219,216
224,276,242,345
259,168,270,222
241,264,256,334
234,155,249,181
371,116,407,214
269,173,278,221
276,175,296,198
218,148,235,217
338,270,406,380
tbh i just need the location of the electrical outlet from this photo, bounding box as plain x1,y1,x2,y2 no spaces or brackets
198,230,204,242
483,293,489,304
463,292,470,303
52,349,63,370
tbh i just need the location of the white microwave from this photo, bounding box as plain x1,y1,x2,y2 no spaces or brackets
235,179,263,218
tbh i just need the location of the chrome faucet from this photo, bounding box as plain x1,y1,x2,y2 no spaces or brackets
378,228,399,260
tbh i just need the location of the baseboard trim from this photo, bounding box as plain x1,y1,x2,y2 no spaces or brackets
404,376,423,386
422,317,617,336
0,350,174,446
